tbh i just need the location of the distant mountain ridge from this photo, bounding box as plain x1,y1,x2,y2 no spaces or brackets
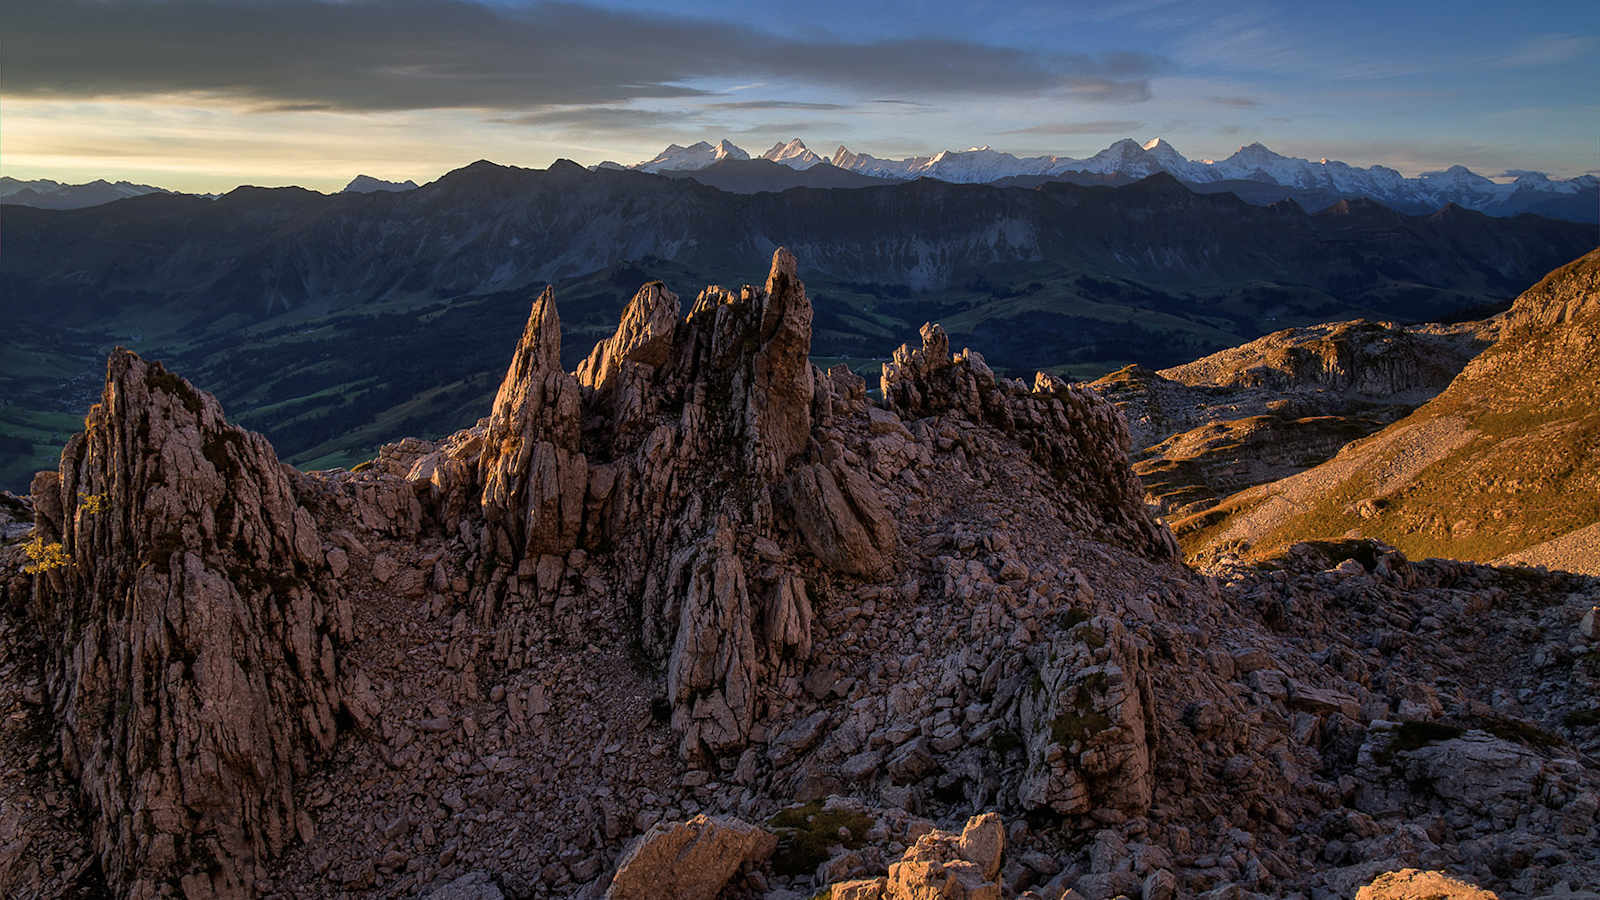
0,176,170,210
626,136,1599,222
3,158,1591,490
342,174,419,193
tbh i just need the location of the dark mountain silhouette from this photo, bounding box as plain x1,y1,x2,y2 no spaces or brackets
1,162,1591,486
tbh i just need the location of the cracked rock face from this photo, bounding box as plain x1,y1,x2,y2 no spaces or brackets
27,352,346,897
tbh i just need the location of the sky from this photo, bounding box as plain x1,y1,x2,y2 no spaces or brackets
3,0,1598,193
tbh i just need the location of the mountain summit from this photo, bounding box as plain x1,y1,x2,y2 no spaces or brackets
636,139,750,173
342,174,419,193
760,137,825,169
628,137,1597,221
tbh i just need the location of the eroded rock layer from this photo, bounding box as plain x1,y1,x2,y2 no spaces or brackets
26,352,347,897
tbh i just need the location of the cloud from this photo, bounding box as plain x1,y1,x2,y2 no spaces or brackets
1058,78,1153,103
6,0,1166,111
704,100,850,111
1004,120,1145,136
1207,95,1259,108
1499,168,1548,179
488,107,696,130
1492,34,1593,68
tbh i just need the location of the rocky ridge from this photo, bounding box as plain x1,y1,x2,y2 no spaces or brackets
0,250,1596,899
1092,319,1494,518
1180,249,1600,571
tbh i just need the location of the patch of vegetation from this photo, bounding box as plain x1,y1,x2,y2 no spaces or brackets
349,459,375,474
22,536,70,574
767,802,874,877
78,492,108,515
1071,620,1106,649
1050,671,1112,747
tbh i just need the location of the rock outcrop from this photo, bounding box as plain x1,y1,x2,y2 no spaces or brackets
1091,318,1494,518
601,813,776,899
26,352,347,896
1355,868,1499,900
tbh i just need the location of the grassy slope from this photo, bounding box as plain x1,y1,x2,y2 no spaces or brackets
1178,250,1600,570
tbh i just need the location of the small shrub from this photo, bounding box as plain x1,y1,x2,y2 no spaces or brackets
768,803,874,877
79,493,108,515
22,536,70,574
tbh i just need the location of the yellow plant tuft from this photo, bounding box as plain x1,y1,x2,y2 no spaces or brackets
22,536,70,574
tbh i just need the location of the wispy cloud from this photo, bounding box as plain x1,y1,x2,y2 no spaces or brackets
489,107,696,130
1491,34,1595,68
1005,120,1145,135
1207,95,1259,108
704,100,850,111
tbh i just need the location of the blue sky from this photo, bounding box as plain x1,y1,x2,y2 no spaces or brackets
4,0,1596,191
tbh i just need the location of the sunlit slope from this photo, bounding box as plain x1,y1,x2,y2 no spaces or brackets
1180,249,1600,572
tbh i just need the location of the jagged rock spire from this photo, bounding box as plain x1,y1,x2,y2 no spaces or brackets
478,286,586,561
576,280,681,393
29,350,346,897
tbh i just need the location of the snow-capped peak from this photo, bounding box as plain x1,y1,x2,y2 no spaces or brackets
635,139,750,173
761,138,825,170
713,139,750,162
626,134,1591,220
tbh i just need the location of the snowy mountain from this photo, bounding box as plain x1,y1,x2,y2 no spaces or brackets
760,138,826,170
636,139,749,173
342,175,419,193
828,146,932,180
632,136,1595,221
0,177,170,210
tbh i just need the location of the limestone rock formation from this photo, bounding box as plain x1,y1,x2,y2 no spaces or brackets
823,813,1008,900
602,813,776,899
882,323,1176,562
3,249,1597,900
26,352,346,897
1356,868,1498,900
1092,318,1493,517
1016,616,1154,819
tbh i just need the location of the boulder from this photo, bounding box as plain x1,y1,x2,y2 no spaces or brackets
605,814,777,900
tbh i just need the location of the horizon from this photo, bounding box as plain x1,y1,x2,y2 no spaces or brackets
4,0,1598,194
5,133,1594,197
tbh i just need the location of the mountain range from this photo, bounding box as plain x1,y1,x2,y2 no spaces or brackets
0,176,170,210
1,158,1591,490
6,136,1594,221
617,137,1598,222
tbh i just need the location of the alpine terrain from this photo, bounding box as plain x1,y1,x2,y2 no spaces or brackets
1,249,1596,900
